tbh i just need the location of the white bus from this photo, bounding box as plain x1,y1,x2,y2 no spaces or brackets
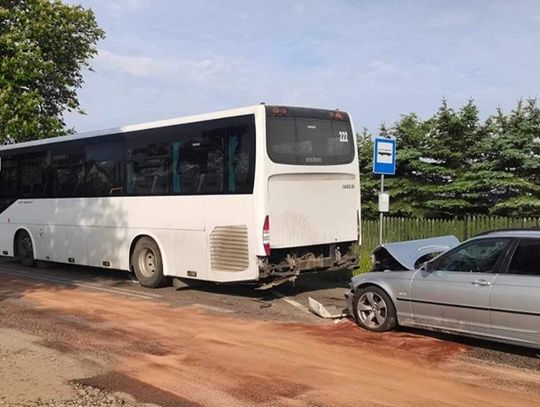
0,105,360,289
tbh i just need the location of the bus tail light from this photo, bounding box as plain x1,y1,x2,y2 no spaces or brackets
330,111,347,121
271,107,289,116
357,209,362,245
262,216,271,256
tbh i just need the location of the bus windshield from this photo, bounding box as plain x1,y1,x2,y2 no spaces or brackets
266,112,355,165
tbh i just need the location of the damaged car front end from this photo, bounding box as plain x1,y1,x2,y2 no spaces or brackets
345,235,459,318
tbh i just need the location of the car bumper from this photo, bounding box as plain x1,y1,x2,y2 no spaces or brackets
344,288,355,320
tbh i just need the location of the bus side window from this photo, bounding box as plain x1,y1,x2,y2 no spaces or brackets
52,149,86,198
19,152,49,198
0,156,18,211
126,142,170,196
177,130,224,195
200,132,224,194
227,134,239,193
227,124,254,194
177,135,206,194
0,156,18,198
85,143,124,197
172,142,181,194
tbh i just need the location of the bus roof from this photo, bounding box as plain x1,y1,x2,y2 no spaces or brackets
0,104,264,152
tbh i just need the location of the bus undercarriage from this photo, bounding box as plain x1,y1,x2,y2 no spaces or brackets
256,242,359,289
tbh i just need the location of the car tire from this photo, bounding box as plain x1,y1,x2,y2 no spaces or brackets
353,286,397,332
15,230,36,268
131,237,169,288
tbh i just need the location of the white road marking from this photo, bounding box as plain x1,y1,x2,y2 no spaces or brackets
269,290,313,315
0,269,161,300
193,304,236,314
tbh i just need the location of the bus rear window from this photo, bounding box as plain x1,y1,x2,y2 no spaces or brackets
266,116,355,165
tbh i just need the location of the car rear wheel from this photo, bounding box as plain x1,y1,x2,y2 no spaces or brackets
353,286,397,332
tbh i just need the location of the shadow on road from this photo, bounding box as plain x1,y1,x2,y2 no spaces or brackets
0,256,352,311
172,269,351,301
0,257,137,303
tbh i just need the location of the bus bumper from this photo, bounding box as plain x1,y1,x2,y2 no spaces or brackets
256,242,358,289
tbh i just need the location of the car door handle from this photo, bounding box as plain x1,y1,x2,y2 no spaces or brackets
471,279,491,287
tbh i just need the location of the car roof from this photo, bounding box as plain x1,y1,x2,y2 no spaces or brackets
473,228,540,239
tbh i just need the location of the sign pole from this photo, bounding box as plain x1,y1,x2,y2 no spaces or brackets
373,137,395,247
379,174,384,245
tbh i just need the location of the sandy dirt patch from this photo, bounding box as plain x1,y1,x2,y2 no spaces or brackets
0,328,100,405
1,274,539,407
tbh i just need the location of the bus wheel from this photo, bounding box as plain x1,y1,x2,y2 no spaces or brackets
15,230,36,267
131,237,169,288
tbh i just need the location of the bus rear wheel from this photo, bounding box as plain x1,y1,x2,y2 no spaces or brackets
131,237,169,288
15,230,36,267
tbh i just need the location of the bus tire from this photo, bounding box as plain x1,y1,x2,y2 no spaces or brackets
131,237,169,288
15,230,36,268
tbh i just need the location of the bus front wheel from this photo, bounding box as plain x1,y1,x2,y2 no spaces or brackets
15,230,36,267
131,237,169,288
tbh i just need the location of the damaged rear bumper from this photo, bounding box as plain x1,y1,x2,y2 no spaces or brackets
256,242,358,289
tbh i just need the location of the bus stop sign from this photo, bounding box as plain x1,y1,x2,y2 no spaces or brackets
373,138,396,175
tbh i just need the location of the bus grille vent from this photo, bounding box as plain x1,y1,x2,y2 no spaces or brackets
210,225,249,272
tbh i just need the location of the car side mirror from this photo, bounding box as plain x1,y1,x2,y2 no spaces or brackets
423,261,435,272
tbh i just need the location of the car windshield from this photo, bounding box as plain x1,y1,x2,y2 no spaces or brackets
437,238,510,273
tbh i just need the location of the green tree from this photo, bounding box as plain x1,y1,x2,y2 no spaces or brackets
0,0,104,144
378,100,488,218
385,113,434,217
357,128,378,218
480,99,540,216
420,99,487,217
360,98,540,219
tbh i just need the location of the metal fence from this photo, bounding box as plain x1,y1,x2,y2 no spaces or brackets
357,216,540,273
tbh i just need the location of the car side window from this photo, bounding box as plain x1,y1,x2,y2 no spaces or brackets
436,238,510,273
507,239,540,276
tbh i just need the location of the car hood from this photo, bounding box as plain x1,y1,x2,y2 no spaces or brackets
372,235,460,271
349,268,419,292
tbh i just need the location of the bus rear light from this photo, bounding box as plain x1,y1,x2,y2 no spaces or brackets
357,209,361,243
330,111,346,121
271,107,289,116
262,216,271,256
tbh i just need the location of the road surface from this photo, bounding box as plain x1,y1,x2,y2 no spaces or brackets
0,259,539,406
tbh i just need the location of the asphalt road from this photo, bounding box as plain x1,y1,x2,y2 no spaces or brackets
0,257,351,323
1,258,539,365
0,258,539,406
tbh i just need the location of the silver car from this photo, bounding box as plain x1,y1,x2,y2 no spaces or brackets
346,230,540,349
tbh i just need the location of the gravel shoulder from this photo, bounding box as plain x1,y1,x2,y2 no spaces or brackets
0,328,91,405
0,329,139,407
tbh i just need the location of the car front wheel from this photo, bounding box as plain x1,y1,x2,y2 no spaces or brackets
353,286,397,332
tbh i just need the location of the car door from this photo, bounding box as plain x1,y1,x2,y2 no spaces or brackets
410,238,511,334
490,238,540,347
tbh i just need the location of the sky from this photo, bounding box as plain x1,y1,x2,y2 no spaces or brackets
63,0,540,135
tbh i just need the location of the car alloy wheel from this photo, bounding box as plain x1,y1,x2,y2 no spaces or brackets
357,291,388,329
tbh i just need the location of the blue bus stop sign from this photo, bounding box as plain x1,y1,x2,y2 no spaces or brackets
373,138,396,175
